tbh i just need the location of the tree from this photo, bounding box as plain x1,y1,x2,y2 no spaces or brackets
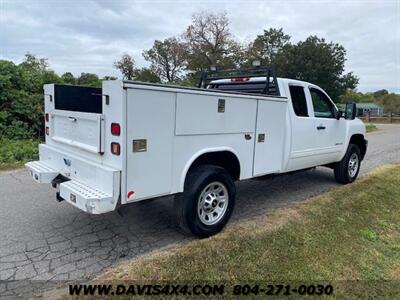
338,89,375,103
373,89,389,99
18,53,62,93
0,58,44,139
143,37,186,82
19,53,48,73
376,93,400,113
244,28,291,66
133,68,161,83
183,11,240,70
77,73,101,87
276,36,359,101
102,76,118,81
0,60,23,113
114,54,136,80
61,72,76,85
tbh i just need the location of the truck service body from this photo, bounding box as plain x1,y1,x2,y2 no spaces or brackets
26,69,367,237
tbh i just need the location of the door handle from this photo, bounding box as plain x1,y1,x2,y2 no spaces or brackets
68,117,77,122
317,125,326,130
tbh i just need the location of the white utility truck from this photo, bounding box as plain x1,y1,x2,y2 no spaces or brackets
26,67,367,237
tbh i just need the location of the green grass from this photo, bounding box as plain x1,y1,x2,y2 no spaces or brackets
0,139,39,170
366,123,378,133
99,164,400,299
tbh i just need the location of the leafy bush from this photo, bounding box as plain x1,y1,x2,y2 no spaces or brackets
366,124,378,133
0,56,47,140
0,54,110,141
0,139,39,168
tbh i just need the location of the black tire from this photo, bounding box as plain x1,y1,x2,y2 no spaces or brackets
174,165,236,238
334,144,361,184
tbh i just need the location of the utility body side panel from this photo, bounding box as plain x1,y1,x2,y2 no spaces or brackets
125,89,175,202
253,100,287,176
123,84,287,203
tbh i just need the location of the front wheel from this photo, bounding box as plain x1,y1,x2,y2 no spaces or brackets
334,144,361,184
174,165,236,238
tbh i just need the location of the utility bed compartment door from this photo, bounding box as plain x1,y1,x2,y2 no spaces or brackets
175,93,256,135
125,89,175,202
253,100,287,176
50,110,105,154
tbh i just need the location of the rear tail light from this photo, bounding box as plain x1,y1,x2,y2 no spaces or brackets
45,113,49,122
45,126,49,135
111,123,120,136
111,142,120,155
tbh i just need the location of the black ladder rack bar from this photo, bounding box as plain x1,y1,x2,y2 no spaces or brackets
197,66,280,96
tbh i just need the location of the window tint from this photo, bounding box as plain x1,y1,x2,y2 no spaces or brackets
289,85,308,117
310,88,334,118
210,79,280,96
54,85,102,113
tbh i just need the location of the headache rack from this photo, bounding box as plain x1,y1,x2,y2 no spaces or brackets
198,66,280,96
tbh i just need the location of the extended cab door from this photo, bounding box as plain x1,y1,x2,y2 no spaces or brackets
286,84,317,171
307,87,346,164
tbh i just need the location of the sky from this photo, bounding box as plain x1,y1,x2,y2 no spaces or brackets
1,0,399,93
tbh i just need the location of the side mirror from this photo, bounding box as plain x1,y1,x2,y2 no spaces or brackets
345,102,357,120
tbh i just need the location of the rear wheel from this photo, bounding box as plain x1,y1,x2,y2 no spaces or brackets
174,165,236,238
334,144,361,184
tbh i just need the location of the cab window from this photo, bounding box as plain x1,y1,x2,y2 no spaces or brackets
289,85,308,117
309,88,335,118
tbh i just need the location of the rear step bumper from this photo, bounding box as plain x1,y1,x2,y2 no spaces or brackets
59,180,113,214
25,161,59,183
25,144,120,214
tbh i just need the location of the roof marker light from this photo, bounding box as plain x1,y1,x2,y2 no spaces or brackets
231,77,250,83
252,59,261,67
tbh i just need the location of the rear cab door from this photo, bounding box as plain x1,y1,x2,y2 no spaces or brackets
285,81,317,171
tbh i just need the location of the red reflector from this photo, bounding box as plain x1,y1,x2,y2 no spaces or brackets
45,113,49,122
111,123,120,136
231,77,250,83
111,142,120,155
127,191,135,199
45,126,49,135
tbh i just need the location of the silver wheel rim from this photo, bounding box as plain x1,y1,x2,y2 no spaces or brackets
348,153,359,178
197,182,229,226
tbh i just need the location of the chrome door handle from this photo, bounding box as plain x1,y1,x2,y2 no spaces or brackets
68,117,77,122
